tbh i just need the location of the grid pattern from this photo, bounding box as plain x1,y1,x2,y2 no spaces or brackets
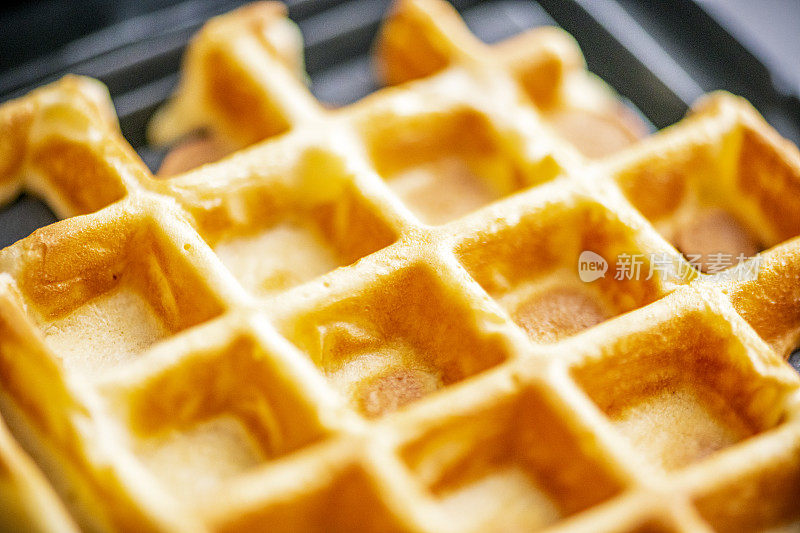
0,1,799,532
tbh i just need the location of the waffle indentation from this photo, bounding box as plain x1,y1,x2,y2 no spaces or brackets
19,212,225,378
109,333,331,501
172,148,399,296
572,305,791,472
360,107,556,225
281,264,512,418
457,197,668,343
400,384,626,531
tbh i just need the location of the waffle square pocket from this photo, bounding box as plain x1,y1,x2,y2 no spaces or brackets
456,192,681,343
159,145,401,297
570,291,797,472
97,323,335,503
611,95,800,273
356,102,562,225
278,261,514,418
0,201,228,378
399,380,628,531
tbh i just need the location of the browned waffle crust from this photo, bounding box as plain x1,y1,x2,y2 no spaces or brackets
0,1,799,531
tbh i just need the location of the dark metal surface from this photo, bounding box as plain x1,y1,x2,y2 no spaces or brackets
1,0,799,371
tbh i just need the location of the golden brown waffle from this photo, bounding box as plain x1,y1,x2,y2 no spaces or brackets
147,0,645,166
0,1,799,532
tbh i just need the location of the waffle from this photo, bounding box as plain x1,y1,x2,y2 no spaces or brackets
146,0,645,168
0,0,799,531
